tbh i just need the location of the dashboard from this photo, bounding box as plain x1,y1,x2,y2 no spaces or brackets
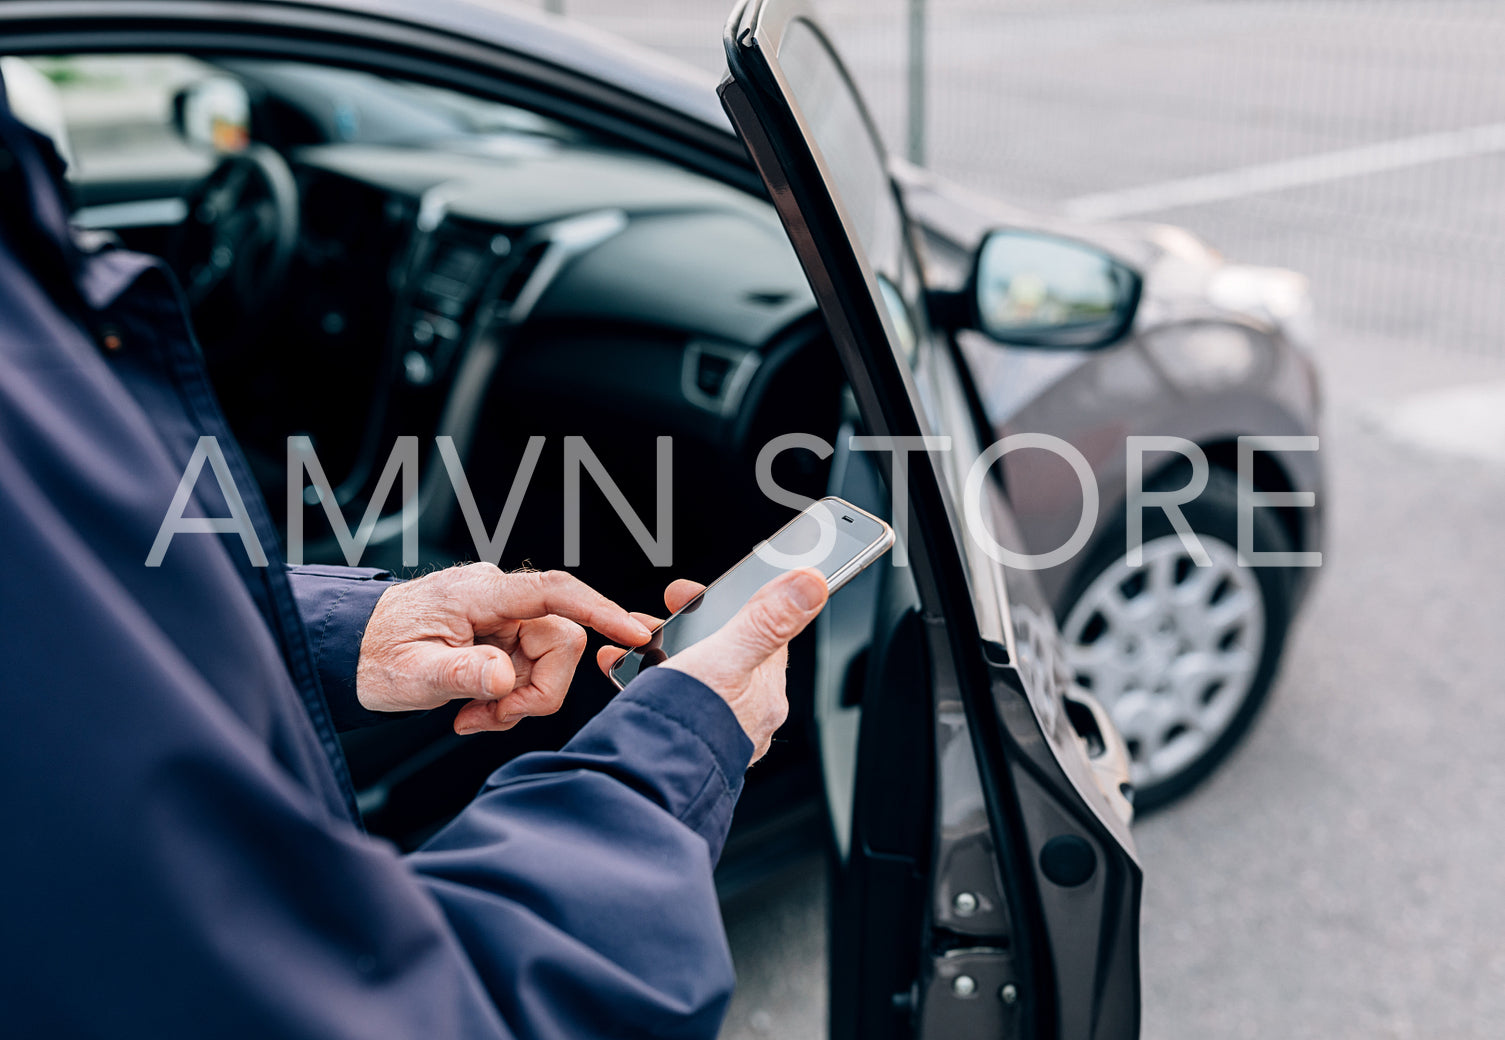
196,130,847,622
274,138,818,477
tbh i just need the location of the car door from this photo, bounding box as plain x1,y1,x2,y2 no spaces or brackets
717,2,1142,1037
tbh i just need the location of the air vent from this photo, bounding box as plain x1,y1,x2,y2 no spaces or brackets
413,237,489,319
495,241,550,305
682,341,759,415
695,352,734,397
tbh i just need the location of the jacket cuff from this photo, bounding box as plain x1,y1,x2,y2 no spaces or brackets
285,564,400,731
557,666,754,862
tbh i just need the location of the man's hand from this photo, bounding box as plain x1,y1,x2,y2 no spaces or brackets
596,569,829,762
359,564,651,735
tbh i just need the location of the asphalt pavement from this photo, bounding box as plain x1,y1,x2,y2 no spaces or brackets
547,2,1505,1037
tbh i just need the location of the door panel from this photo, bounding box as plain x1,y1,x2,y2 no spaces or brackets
817,424,933,1040
828,549,932,1040
814,417,887,865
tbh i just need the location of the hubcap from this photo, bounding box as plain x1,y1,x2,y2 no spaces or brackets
1061,535,1265,790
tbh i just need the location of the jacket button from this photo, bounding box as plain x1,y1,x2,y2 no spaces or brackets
100,325,124,352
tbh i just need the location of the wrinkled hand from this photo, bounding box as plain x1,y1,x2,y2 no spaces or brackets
597,569,829,763
359,564,650,735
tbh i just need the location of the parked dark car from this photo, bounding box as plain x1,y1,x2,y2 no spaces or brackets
2,0,1324,1034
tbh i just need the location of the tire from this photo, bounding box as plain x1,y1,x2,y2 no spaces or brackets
1058,466,1294,811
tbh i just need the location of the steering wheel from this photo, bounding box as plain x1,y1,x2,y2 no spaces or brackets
170,144,300,354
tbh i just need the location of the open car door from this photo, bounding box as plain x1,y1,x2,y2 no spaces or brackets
718,2,1142,1038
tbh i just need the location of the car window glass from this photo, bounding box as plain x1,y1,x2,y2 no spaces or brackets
777,21,902,283
5,55,211,178
776,20,904,291
7,53,590,181
392,81,583,142
207,59,587,148
772,15,944,435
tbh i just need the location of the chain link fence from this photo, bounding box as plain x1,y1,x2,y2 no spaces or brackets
518,0,1505,356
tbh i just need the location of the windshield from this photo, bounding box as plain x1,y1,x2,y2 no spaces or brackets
217,58,587,148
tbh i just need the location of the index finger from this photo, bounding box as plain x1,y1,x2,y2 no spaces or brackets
464,566,651,647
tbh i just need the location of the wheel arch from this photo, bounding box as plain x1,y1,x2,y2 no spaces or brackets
1198,437,1305,558
1044,426,1316,619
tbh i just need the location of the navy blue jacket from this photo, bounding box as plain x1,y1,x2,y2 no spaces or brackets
0,95,753,1038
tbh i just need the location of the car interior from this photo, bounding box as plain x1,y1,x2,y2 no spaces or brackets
46,53,902,875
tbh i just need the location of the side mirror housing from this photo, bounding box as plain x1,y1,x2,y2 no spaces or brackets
171,77,253,153
937,229,1142,350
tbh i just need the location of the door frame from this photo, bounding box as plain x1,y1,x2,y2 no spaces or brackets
717,2,1141,1036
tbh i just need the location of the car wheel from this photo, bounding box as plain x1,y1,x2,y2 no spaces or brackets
1059,467,1293,810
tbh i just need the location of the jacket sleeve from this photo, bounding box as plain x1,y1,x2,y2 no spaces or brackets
0,337,754,1038
408,667,754,1034
285,562,401,730
0,432,754,1038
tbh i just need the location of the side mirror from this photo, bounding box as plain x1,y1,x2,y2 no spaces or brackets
171,77,252,153
947,229,1142,350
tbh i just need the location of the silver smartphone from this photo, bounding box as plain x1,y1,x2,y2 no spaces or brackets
607,496,895,688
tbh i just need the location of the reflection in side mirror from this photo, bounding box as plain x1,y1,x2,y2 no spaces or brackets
172,77,252,153
970,229,1141,350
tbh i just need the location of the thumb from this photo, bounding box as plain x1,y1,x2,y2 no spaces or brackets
700,568,828,674
419,642,518,703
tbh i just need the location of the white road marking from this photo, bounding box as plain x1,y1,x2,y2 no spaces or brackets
1063,121,1505,221
1370,381,1505,465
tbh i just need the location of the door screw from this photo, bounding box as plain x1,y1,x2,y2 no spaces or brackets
1000,983,1019,1004
952,975,977,997
952,891,979,916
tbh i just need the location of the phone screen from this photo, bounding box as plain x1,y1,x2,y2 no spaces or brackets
609,498,891,687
